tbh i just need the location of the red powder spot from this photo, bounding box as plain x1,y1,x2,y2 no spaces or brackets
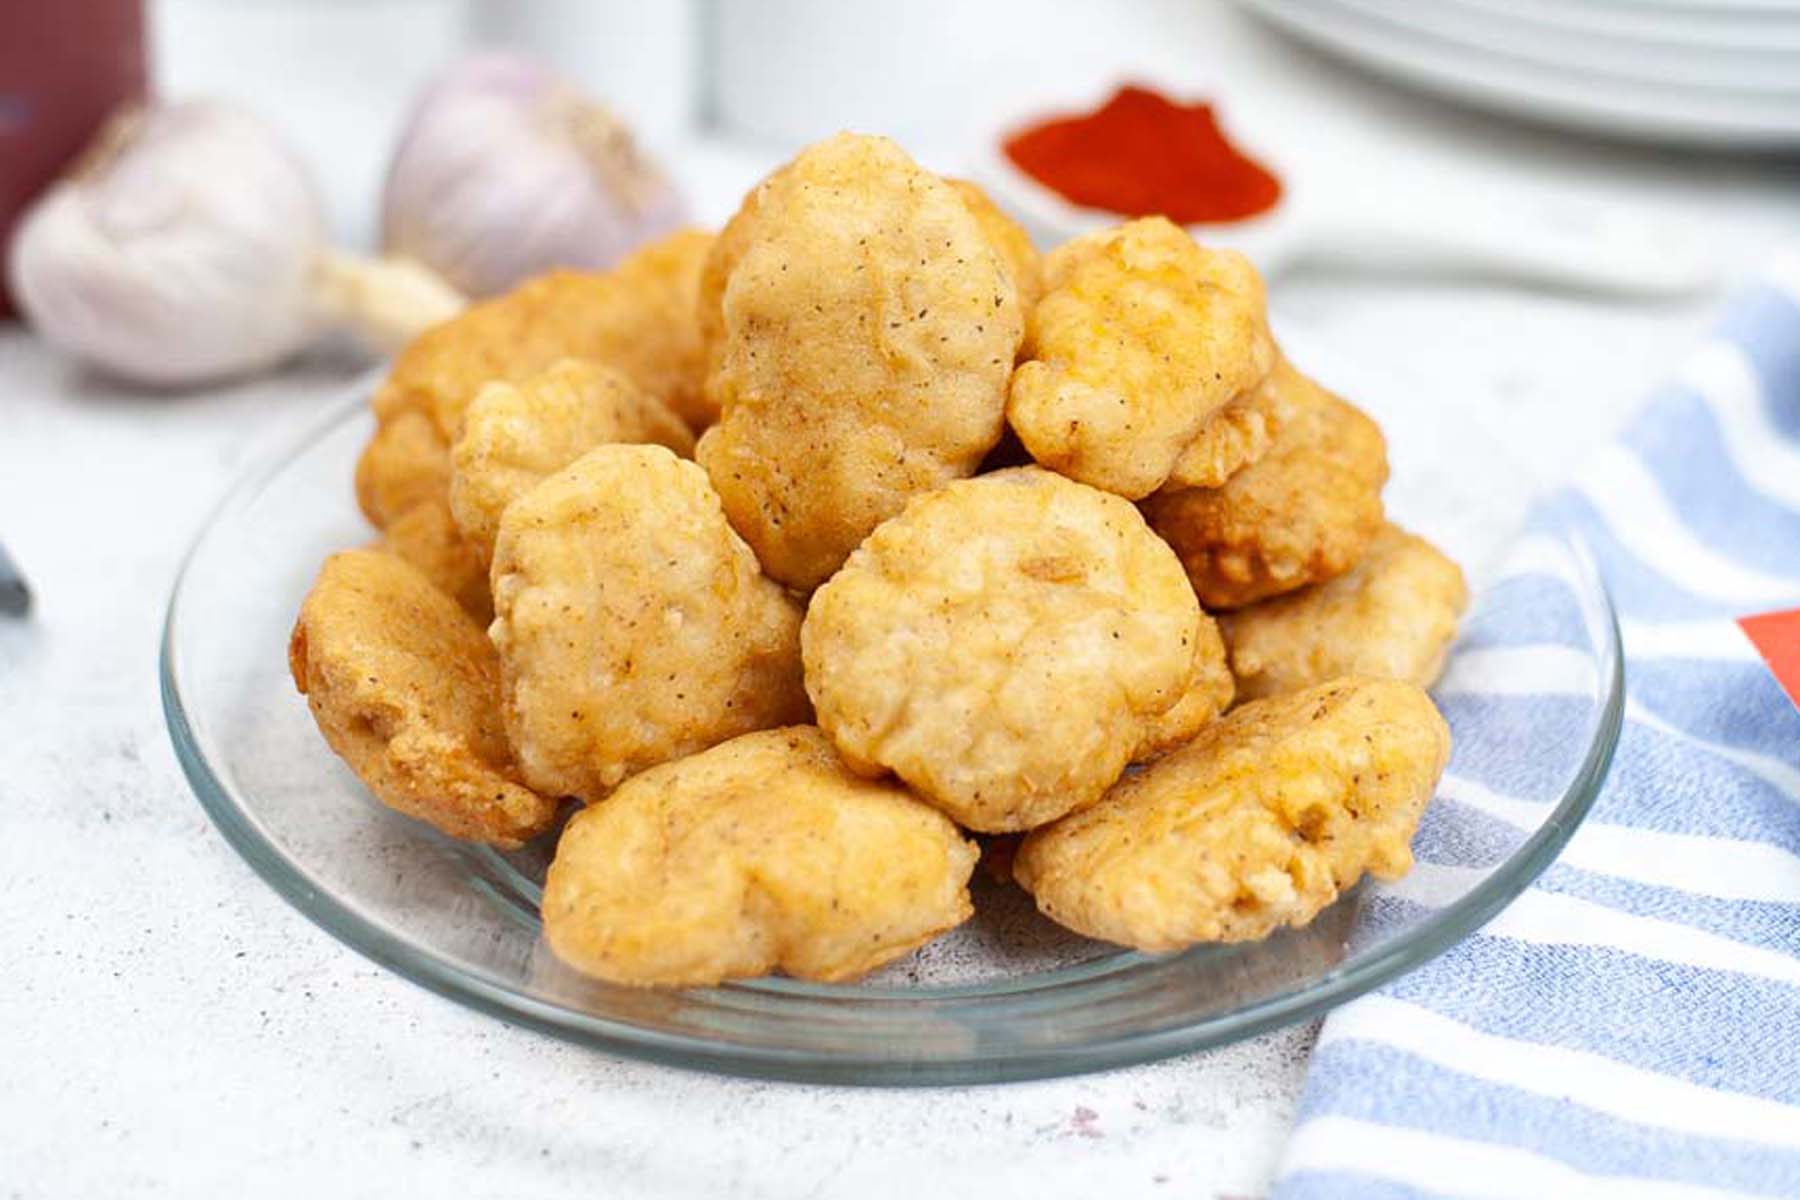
1003,84,1282,225
1069,1105,1103,1138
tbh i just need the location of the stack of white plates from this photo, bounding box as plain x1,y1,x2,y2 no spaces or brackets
1237,0,1800,149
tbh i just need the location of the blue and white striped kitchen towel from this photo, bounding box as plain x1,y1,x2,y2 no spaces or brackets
1274,257,1800,1199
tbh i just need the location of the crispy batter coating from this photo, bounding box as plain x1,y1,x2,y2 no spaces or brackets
449,358,694,561
603,227,714,430
1015,678,1450,951
698,171,1036,397
374,228,714,441
1142,366,1388,609
541,726,978,986
947,177,1043,318
287,550,556,847
803,467,1200,833
1222,524,1468,701
355,409,452,530
1133,611,1235,760
1163,356,1291,491
696,167,781,395
1007,217,1273,500
696,133,1023,590
490,445,808,802
374,494,492,622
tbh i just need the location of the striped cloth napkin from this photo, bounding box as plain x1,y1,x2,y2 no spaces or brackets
1273,261,1800,1198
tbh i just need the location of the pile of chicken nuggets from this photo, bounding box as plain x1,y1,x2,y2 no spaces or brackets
289,132,1468,989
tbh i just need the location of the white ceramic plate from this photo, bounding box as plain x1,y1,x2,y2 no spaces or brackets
1340,0,1800,92
1239,0,1800,147
1442,0,1800,53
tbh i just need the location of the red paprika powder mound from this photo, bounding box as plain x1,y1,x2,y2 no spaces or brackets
1003,84,1281,225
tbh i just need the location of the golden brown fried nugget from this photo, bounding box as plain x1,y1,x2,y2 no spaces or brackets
1132,611,1235,760
698,172,1036,393
1222,525,1468,701
603,227,714,430
697,133,1023,590
947,177,1043,318
1163,358,1290,491
803,468,1200,833
288,550,556,847
1007,217,1273,500
541,726,978,987
354,409,452,529
1143,368,1388,609
374,495,492,623
490,445,808,802
375,228,714,440
696,166,782,393
449,358,694,561
1015,678,1450,951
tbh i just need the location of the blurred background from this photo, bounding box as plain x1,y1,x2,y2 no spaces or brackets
136,0,1800,238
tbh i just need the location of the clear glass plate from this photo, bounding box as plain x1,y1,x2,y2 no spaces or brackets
161,353,1622,1085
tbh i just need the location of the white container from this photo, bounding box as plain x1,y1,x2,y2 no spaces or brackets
707,0,1227,159
471,0,699,148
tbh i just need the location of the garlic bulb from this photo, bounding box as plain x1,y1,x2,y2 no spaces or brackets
381,53,687,298
7,100,462,388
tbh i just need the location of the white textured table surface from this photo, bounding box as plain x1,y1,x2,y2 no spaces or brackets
6,5,1797,1197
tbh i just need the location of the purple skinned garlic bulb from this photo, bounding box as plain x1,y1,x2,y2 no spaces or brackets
380,53,688,298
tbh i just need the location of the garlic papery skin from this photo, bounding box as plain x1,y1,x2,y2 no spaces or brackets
7,101,328,387
381,53,687,299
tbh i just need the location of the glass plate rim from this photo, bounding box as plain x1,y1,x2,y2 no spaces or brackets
160,382,1624,1086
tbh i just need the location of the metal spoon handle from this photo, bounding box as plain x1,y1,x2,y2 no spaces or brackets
0,541,33,617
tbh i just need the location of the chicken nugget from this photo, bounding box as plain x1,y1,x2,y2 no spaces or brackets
1015,678,1449,951
375,228,714,440
541,726,977,987
355,408,452,530
449,358,694,561
600,227,713,430
947,177,1043,318
696,165,781,394
1142,367,1387,609
803,467,1200,833
490,445,808,802
288,549,556,847
697,171,1036,395
1222,524,1468,701
1007,217,1273,500
1162,356,1291,491
1132,611,1234,760
697,133,1023,590
374,494,492,622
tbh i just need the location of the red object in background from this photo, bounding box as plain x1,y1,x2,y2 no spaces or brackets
1003,84,1282,226
1738,608,1800,714
0,0,147,319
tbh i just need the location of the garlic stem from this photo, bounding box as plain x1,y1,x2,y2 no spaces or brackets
311,250,466,352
